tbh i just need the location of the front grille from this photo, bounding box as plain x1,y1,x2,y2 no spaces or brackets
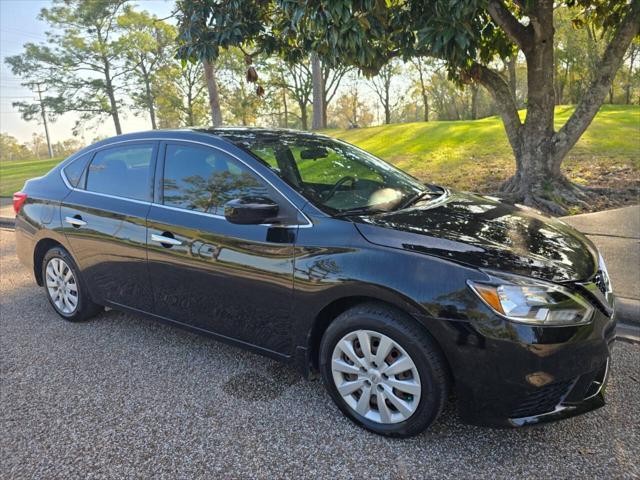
509,381,573,419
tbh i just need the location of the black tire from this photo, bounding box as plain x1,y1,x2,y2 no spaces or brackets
319,303,449,437
42,246,102,322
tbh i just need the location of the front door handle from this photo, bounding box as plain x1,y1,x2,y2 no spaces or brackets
151,233,182,247
64,215,87,227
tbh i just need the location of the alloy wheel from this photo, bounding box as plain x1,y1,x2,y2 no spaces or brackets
45,257,79,315
331,329,421,424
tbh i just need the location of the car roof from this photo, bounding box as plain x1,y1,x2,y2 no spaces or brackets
194,127,333,145
86,127,333,150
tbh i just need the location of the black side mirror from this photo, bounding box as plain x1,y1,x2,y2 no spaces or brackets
224,197,279,225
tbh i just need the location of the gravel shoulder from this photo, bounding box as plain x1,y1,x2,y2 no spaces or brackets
1,228,639,479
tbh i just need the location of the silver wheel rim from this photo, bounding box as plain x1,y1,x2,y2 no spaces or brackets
331,330,421,424
45,257,78,315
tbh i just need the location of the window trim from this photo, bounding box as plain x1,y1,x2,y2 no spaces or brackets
60,137,312,228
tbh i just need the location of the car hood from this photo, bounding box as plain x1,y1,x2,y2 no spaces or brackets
353,191,598,282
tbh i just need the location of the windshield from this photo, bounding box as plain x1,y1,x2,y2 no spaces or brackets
217,131,430,215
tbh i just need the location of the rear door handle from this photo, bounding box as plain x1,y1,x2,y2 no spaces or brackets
151,233,182,246
64,216,87,227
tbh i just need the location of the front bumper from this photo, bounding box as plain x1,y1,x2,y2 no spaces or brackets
434,303,616,428
506,357,609,427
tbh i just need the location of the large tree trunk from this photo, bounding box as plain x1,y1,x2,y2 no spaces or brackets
299,102,309,130
203,59,222,127
311,53,324,130
498,2,574,213
478,0,639,214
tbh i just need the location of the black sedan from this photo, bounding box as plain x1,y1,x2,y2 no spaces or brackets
13,128,616,437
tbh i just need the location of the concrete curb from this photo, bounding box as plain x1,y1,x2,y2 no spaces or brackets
616,322,640,344
616,297,640,326
0,217,15,228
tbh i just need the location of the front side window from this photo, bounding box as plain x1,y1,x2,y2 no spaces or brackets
162,144,270,215
85,145,154,201
221,132,431,215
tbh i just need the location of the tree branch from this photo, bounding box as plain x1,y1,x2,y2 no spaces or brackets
552,2,640,163
472,63,522,152
487,0,532,51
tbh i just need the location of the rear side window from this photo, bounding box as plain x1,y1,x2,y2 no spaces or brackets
162,144,270,215
86,145,154,201
63,153,92,188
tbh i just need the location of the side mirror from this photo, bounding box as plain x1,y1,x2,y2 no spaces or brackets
224,197,279,225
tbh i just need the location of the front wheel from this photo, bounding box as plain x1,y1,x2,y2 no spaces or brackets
319,303,449,437
42,246,102,322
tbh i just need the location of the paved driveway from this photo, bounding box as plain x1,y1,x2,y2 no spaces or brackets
1,228,639,479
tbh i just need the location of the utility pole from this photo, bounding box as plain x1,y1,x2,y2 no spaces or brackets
31,82,53,158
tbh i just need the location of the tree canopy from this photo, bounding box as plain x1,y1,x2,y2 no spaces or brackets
176,0,639,213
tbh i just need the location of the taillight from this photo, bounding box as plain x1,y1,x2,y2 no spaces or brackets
12,192,27,214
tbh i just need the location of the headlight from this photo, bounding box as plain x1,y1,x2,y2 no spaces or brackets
468,272,594,326
597,253,613,294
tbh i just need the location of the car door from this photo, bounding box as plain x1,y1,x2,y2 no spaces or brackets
60,141,157,312
146,141,299,355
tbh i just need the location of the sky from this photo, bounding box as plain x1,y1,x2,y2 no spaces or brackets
0,0,175,144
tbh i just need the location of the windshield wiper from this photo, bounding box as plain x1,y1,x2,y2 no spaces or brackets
395,186,446,211
334,207,386,218
396,191,429,211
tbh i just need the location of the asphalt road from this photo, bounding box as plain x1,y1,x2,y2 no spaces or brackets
1,228,639,479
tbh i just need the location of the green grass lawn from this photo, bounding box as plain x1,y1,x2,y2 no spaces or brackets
0,157,63,197
326,104,639,195
1,105,637,200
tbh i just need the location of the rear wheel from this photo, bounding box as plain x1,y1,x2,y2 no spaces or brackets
42,246,102,322
320,303,448,437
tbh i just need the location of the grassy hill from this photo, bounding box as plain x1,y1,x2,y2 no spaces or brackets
327,105,639,205
0,157,63,198
1,105,638,207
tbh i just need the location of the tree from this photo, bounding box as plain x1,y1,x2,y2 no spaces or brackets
368,60,403,124
267,59,313,129
311,53,324,130
409,57,432,122
329,75,374,129
623,39,639,104
154,62,209,127
321,63,352,127
52,138,84,157
10,82,55,158
29,133,47,160
0,133,31,161
118,7,175,129
203,60,223,126
218,49,263,125
176,0,639,213
7,0,131,135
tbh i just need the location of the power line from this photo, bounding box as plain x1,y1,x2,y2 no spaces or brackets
0,28,49,42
